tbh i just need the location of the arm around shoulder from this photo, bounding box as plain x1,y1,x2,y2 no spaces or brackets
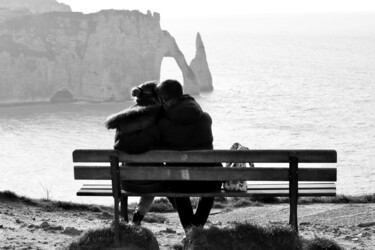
114,124,161,154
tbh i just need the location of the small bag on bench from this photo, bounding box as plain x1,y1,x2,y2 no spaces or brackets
223,142,254,192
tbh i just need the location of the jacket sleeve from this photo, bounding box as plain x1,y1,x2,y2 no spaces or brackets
114,124,161,154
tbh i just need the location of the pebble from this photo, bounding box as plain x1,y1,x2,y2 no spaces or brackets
99,211,112,219
213,221,222,226
299,222,311,226
63,227,82,236
49,225,64,231
40,222,50,228
358,221,375,227
359,231,371,237
161,227,176,234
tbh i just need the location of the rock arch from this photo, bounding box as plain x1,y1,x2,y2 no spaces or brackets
159,31,200,95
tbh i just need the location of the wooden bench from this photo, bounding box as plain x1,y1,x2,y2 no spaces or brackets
73,149,337,245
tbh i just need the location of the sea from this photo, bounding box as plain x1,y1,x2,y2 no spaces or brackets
1,12,374,205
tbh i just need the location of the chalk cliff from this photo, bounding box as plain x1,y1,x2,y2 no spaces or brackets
0,0,71,14
0,8,32,23
190,33,213,92
0,2,207,104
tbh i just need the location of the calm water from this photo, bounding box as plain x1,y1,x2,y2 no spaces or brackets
1,13,375,204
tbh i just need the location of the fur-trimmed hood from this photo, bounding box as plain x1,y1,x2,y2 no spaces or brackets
105,104,163,134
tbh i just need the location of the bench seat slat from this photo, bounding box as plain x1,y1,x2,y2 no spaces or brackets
77,189,336,197
80,183,336,190
77,183,336,197
74,166,337,182
73,149,337,163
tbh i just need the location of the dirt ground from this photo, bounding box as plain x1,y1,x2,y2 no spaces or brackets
1,200,374,250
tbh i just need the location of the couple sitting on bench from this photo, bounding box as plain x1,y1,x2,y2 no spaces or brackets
105,79,222,231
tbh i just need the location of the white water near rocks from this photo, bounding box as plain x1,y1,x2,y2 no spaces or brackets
1,13,374,205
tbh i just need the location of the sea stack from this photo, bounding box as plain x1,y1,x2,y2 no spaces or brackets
189,32,213,92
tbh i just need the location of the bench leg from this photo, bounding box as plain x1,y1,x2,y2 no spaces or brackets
290,194,298,232
289,156,299,232
121,196,129,222
110,153,121,246
114,197,120,246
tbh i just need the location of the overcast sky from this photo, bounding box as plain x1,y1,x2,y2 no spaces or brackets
58,0,375,18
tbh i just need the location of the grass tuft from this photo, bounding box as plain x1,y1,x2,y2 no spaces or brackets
171,243,183,250
143,213,168,224
148,198,175,212
303,237,344,250
69,227,113,250
186,222,301,250
0,190,39,205
185,223,343,250
295,194,375,204
68,222,158,250
54,201,102,212
0,190,107,213
210,193,375,210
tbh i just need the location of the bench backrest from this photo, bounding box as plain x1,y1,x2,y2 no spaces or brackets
73,149,337,182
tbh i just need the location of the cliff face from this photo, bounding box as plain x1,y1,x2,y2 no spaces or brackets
0,0,71,14
0,2,212,104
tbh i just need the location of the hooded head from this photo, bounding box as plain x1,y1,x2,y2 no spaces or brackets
131,81,159,106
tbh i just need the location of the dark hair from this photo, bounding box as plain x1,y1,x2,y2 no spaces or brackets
157,79,183,101
131,81,158,106
131,81,158,98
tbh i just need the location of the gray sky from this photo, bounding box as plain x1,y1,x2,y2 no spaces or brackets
58,0,375,18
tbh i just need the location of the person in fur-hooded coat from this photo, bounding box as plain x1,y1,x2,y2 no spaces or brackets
105,81,162,154
105,81,164,225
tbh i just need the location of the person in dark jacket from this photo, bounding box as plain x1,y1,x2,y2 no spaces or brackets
105,81,164,225
156,79,222,231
